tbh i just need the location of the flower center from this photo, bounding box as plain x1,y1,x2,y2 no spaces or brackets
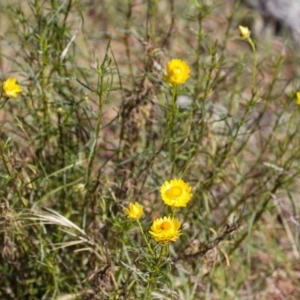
160,221,171,230
167,186,182,198
132,206,139,214
173,66,182,75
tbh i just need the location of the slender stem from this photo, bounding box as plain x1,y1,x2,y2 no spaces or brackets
137,220,155,256
82,66,104,230
0,98,9,109
144,244,166,299
170,84,177,176
247,37,257,90
85,41,112,187
86,71,104,184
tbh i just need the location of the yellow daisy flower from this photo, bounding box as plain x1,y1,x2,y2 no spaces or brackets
2,77,22,98
296,92,300,106
149,216,181,243
160,178,192,208
238,25,251,39
125,202,144,220
165,59,190,85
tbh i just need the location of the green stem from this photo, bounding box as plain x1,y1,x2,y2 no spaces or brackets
145,244,166,299
86,74,104,184
137,220,155,256
170,84,177,175
0,98,9,109
247,37,257,90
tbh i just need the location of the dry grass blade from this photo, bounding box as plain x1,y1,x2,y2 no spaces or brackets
56,289,94,300
27,208,87,237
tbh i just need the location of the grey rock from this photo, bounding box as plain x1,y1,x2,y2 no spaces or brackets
242,0,300,43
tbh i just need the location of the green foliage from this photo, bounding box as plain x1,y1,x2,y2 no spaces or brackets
0,0,300,299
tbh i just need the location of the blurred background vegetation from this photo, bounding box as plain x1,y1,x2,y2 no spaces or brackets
0,0,300,299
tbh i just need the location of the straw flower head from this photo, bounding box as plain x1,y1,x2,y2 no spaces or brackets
149,216,181,243
165,59,190,85
125,202,144,220
2,78,22,98
296,92,300,106
160,178,192,208
239,25,251,39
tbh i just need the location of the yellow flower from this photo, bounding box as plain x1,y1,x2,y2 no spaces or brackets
125,202,144,220
2,78,22,98
165,59,190,85
239,25,251,39
149,216,181,243
296,92,300,106
160,178,192,208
